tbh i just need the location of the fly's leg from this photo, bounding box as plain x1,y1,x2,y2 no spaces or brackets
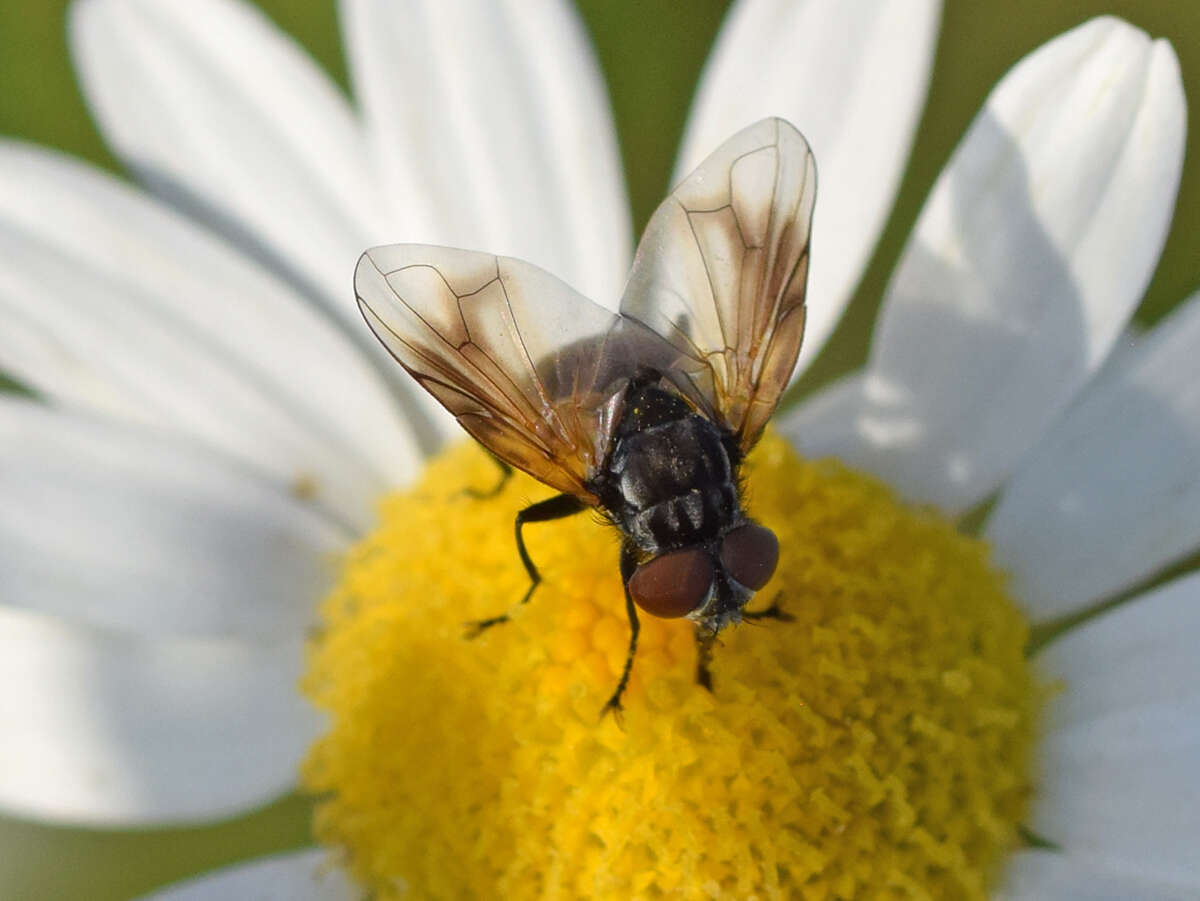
691,598,790,693
464,493,586,637
462,451,513,499
694,626,719,692
601,543,642,721
742,595,793,622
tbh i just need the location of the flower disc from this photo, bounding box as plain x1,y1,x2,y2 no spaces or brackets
303,434,1038,899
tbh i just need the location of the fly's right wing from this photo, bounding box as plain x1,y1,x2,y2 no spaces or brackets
620,118,816,454
355,245,678,501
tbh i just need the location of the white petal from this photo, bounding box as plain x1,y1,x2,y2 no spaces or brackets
0,141,420,528
343,0,631,306
812,18,1185,513
0,399,347,639
676,0,940,373
70,0,381,320
999,850,1200,900
134,850,358,901
1029,572,1200,887
986,289,1200,620
0,606,320,826
779,371,867,457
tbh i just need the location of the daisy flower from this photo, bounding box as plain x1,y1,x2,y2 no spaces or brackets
0,0,1195,898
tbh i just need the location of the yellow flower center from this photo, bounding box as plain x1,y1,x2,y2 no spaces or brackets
302,433,1038,899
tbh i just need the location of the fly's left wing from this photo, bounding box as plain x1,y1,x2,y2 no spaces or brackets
355,245,680,502
620,117,816,454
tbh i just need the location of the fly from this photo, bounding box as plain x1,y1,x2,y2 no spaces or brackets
354,117,817,715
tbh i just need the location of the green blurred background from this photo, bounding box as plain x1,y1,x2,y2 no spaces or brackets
0,1,1195,898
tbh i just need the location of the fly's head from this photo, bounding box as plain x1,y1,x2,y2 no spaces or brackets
625,521,780,630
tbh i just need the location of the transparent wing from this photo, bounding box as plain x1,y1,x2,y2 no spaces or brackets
620,117,816,453
355,244,677,501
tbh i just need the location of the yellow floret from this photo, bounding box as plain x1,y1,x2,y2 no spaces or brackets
303,433,1038,899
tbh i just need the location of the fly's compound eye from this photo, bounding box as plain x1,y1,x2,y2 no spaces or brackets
720,522,780,591
627,549,715,619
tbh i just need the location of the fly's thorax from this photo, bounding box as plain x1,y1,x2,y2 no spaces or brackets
605,413,740,553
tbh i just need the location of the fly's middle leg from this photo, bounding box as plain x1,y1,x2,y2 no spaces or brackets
464,492,586,637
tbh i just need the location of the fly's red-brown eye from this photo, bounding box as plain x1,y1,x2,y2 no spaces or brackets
719,522,779,591
627,549,715,619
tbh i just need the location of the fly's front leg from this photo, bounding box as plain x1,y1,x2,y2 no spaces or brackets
742,594,793,622
694,626,718,692
693,596,790,691
601,543,642,721
464,492,586,637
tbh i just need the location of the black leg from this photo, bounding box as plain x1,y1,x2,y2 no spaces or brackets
742,594,793,622
462,451,514,499
464,492,586,637
601,543,642,720
694,626,718,692
691,598,790,693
